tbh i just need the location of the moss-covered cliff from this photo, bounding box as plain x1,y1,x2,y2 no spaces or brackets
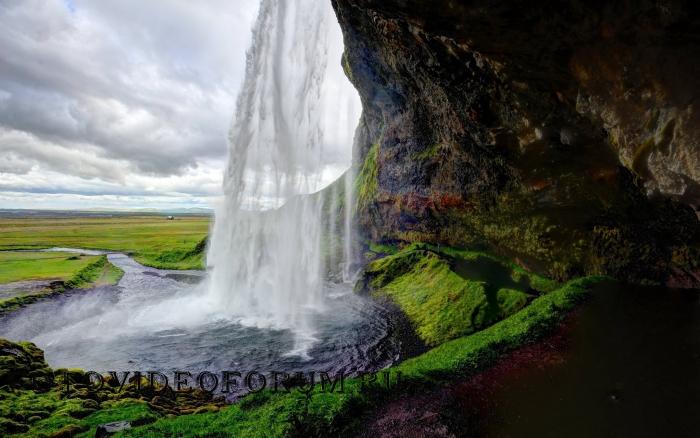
332,0,700,286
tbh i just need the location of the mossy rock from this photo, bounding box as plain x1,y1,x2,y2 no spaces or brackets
0,417,29,434
358,245,539,346
47,423,89,438
0,339,53,390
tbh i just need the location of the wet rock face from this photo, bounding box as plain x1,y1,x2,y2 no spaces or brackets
332,0,700,285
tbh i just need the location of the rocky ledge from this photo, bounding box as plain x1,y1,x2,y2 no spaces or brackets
332,0,700,287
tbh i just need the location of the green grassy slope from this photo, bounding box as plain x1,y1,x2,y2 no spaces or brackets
359,243,557,345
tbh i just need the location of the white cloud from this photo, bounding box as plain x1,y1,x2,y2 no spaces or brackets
0,0,258,209
0,0,359,210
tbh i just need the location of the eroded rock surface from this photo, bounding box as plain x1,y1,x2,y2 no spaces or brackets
332,0,700,285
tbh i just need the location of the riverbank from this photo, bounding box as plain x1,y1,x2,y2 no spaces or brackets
0,254,123,317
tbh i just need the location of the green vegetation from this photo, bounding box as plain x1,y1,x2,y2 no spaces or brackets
138,237,207,270
0,252,100,284
0,211,604,437
0,337,223,437
0,293,61,316
359,243,555,345
0,216,209,270
367,241,399,256
64,256,111,289
341,51,353,82
0,254,123,316
354,142,379,214
411,143,443,161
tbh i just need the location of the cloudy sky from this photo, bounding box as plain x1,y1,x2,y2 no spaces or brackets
0,0,358,211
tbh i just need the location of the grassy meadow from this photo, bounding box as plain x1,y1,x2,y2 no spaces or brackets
0,252,101,285
0,215,210,270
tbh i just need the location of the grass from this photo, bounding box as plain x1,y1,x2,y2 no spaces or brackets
139,236,207,270
359,243,556,345
0,252,100,285
0,216,210,270
0,255,123,316
64,255,122,289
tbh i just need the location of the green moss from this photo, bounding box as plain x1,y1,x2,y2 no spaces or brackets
632,117,676,177
0,294,53,316
341,51,353,82
354,142,380,214
367,241,399,255
0,387,159,438
632,136,657,176
393,276,603,378
64,256,107,289
363,245,537,345
79,400,158,437
411,143,443,161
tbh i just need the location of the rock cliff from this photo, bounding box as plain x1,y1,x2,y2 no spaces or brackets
332,0,700,286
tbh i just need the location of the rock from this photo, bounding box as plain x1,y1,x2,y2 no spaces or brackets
0,339,53,390
332,0,700,287
48,424,89,438
193,405,220,414
82,399,100,410
95,421,131,437
0,417,29,434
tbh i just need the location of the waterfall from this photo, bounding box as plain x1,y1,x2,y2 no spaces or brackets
206,0,359,356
